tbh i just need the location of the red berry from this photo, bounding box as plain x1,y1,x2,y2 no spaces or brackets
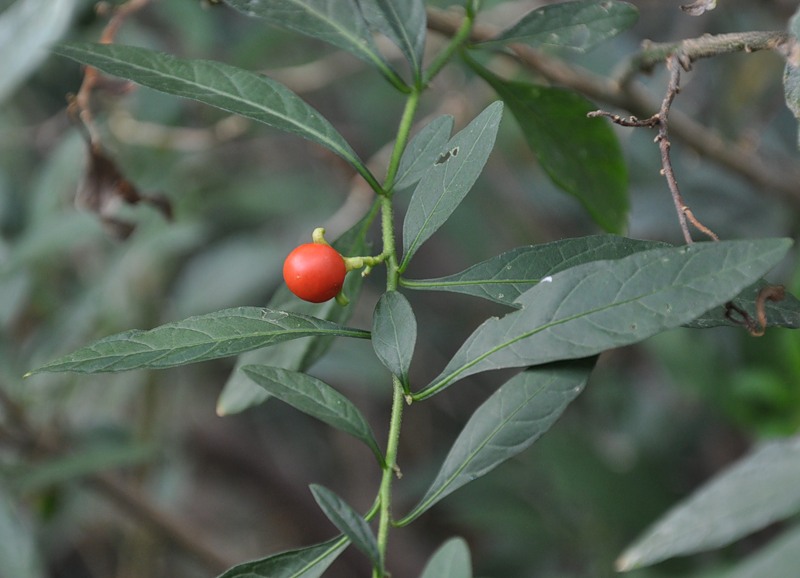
283,243,347,303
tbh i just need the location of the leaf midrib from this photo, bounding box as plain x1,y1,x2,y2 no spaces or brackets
43,326,371,370
59,44,358,164
404,378,553,523
420,256,758,398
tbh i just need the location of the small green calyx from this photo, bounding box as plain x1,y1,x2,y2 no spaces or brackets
311,227,331,246
305,227,384,303
343,254,386,275
311,227,385,275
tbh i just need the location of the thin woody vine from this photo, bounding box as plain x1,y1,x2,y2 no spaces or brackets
9,1,800,577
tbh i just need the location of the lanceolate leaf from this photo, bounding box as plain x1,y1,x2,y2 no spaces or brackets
310,485,381,571
359,0,426,81
401,101,503,270
401,235,800,330
394,115,454,191
225,0,404,89
241,365,383,464
616,435,800,571
400,359,594,524
0,484,44,578
8,442,155,492
216,213,373,416
0,0,75,104
372,291,417,386
218,535,349,578
401,235,665,305
479,0,638,52
469,59,628,233
416,239,791,400
28,308,370,375
419,538,472,578
52,42,375,185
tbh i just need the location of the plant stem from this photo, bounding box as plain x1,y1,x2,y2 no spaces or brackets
369,9,483,564
384,88,422,192
374,375,406,578
423,6,475,86
370,82,425,575
381,195,399,292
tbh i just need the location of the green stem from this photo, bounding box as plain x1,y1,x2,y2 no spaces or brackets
423,5,476,86
381,195,399,291
384,88,422,193
370,85,423,575
374,375,405,578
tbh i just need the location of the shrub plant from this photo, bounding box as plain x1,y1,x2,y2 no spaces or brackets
6,0,800,576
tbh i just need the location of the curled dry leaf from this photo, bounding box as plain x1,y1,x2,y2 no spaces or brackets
680,0,717,16
76,143,173,239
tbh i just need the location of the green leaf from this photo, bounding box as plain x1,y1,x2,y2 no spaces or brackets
241,365,383,464
215,212,373,416
616,435,800,571
0,484,45,578
688,279,800,329
394,115,454,191
7,442,155,492
469,58,628,233
309,485,381,571
478,0,638,52
784,8,800,147
224,0,405,90
722,524,800,578
0,0,76,104
416,239,792,400
52,42,375,185
400,360,594,524
418,537,472,578
371,291,417,386
401,101,503,269
27,307,370,375
401,235,800,330
218,536,349,578
359,0,426,81
401,235,665,305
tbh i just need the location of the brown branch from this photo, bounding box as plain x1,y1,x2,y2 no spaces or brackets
593,56,720,243
70,0,153,144
88,471,234,573
626,31,791,78
425,7,800,211
656,56,696,243
0,386,234,573
724,285,786,336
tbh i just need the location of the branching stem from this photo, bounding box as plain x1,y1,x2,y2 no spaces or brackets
624,31,790,80
591,55,718,244
69,0,153,144
370,10,477,569
425,7,800,210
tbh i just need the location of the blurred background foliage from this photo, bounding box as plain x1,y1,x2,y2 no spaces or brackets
1,0,800,577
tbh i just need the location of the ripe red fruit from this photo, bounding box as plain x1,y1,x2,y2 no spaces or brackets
283,243,347,303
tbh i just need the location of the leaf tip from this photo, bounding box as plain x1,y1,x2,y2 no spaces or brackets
614,551,638,572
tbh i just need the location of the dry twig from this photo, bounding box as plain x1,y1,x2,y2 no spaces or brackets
425,7,800,211
592,54,719,243
0,385,233,572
